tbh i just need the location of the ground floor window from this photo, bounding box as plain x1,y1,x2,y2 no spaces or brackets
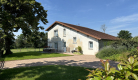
89,41,93,49
63,42,66,47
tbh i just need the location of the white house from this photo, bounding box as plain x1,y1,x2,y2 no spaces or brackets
45,21,119,55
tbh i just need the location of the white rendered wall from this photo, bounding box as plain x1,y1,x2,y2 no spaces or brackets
47,24,99,55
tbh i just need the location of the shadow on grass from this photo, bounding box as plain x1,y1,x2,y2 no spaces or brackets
0,65,93,80
0,55,5,75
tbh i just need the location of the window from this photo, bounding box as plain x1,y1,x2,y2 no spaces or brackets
89,41,93,49
54,30,58,37
73,37,77,44
63,29,66,36
63,42,66,47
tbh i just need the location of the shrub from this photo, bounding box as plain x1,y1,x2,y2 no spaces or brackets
86,56,138,80
96,45,127,59
77,46,82,53
111,39,138,51
127,47,138,57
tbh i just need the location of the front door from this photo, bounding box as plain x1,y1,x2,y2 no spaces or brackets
55,42,58,51
63,42,66,52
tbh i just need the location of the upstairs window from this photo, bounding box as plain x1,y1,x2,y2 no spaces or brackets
54,30,58,37
89,41,93,49
63,29,66,36
73,37,77,44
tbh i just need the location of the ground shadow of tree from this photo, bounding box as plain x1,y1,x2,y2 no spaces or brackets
1,65,93,80
1,59,118,80
0,55,5,75
14,59,118,69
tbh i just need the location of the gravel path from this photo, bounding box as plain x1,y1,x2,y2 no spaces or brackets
0,53,119,69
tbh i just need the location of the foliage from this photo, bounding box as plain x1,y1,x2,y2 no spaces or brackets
0,0,48,55
15,32,48,48
27,32,48,48
127,48,138,58
0,34,4,50
77,46,82,53
111,39,138,50
86,56,138,80
96,45,127,59
117,30,132,40
132,36,138,42
103,40,115,46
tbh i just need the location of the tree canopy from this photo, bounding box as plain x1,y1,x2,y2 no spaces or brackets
0,0,48,55
117,30,132,40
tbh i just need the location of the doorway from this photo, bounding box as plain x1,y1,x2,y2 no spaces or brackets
55,42,58,51
63,42,66,52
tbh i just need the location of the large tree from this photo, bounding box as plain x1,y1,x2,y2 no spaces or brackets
0,0,48,55
27,31,47,48
117,30,132,40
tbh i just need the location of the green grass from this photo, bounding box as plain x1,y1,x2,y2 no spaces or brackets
73,52,82,55
1,48,72,61
11,48,43,53
0,65,94,80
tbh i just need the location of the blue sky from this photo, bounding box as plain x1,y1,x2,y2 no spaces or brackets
14,0,138,38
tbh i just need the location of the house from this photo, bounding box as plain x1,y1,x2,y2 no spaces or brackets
45,21,119,55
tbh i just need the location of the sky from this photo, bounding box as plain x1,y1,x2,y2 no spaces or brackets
14,0,138,38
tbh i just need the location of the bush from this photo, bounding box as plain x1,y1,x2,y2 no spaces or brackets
111,39,138,51
86,56,138,80
127,48,138,57
96,45,127,59
77,46,82,53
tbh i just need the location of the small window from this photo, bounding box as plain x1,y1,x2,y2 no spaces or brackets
73,37,77,44
63,29,66,36
54,30,58,37
89,41,93,49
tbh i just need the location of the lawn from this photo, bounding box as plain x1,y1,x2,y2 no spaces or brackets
0,65,93,80
1,48,72,61
11,48,43,53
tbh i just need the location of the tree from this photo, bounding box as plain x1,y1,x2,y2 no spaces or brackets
0,0,48,55
132,36,138,42
15,34,27,48
101,24,107,33
27,31,47,48
117,30,132,40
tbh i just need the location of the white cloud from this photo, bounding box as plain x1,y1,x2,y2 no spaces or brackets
111,14,138,23
108,24,129,30
108,27,138,33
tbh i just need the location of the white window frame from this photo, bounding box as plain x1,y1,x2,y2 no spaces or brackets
89,41,93,49
73,37,77,44
54,30,58,37
63,29,66,37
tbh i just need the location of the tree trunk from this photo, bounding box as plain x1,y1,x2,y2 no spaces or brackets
5,37,13,55
0,50,4,57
